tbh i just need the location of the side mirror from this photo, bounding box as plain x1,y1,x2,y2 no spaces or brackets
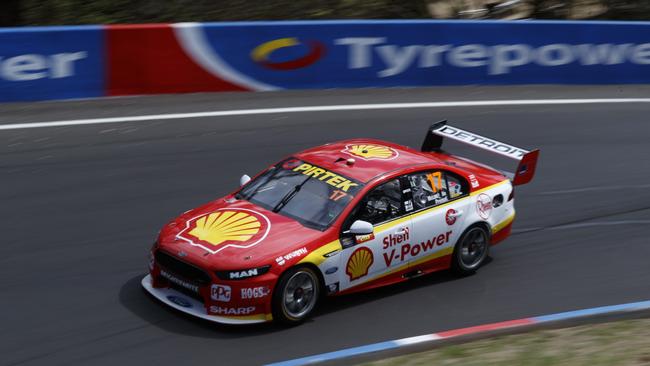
349,220,374,235
239,174,251,186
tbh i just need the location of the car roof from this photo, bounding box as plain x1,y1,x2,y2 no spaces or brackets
294,138,441,183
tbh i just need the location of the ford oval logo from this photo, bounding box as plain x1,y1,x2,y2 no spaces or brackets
167,295,192,308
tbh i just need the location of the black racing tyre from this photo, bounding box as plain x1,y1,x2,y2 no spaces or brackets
272,266,321,325
451,225,490,276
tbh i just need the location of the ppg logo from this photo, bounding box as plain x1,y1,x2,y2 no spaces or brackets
211,284,232,302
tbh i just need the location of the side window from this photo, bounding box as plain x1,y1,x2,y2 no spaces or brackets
350,178,404,225
408,170,468,210
446,173,468,199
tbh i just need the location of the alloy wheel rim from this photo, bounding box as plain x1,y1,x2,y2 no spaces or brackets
283,271,317,318
460,229,487,268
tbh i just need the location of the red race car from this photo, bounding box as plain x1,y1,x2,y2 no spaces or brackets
142,121,539,325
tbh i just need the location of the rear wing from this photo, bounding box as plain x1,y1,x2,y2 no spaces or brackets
421,120,539,186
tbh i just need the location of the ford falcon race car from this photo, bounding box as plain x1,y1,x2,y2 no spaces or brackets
142,121,539,325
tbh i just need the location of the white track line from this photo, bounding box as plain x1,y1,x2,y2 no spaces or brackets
2,98,650,131
539,184,650,195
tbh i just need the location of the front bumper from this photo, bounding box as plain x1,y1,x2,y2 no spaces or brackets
141,274,271,325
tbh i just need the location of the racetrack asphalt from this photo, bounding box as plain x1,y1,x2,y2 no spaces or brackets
1,86,649,366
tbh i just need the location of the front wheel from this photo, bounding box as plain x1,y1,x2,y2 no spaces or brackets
451,226,490,276
272,266,321,325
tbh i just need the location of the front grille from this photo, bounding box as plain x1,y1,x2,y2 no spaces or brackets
155,250,211,286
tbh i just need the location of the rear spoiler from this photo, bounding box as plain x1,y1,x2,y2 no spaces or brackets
421,120,539,186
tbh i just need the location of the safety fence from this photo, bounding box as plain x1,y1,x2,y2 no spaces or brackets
2,20,650,102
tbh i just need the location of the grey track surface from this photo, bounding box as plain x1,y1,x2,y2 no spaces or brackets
1,86,649,366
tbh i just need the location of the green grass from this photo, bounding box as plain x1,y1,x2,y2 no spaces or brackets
360,318,650,366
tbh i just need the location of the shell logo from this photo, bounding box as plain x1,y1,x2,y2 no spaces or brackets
176,209,271,254
346,247,374,281
343,144,398,160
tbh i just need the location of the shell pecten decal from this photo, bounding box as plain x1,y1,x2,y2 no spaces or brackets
343,144,398,160
176,208,271,254
346,247,374,281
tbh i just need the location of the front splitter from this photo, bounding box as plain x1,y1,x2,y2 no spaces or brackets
141,274,270,325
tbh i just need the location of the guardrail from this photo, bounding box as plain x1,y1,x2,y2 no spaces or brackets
2,20,650,102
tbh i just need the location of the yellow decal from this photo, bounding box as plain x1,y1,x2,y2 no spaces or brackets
292,163,359,192
409,246,453,268
251,38,298,62
492,213,515,234
299,240,342,266
351,246,453,290
471,179,509,196
223,313,273,322
188,211,261,246
343,144,398,160
346,247,374,281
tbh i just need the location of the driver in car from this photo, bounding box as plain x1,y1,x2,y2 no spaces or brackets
358,180,401,223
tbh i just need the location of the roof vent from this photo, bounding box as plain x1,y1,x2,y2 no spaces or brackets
346,158,355,166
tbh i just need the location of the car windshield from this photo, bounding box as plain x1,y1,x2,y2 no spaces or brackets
238,158,364,231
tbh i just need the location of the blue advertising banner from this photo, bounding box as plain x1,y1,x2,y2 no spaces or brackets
175,20,650,90
3,20,650,102
0,26,104,102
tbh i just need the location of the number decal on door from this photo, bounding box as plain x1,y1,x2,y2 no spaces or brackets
426,172,443,192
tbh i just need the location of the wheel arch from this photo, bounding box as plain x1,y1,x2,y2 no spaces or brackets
272,262,326,301
450,220,492,257
462,220,492,241
295,262,326,296
271,262,326,324
450,221,492,275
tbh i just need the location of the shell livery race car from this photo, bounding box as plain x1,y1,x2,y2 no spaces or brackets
142,121,539,325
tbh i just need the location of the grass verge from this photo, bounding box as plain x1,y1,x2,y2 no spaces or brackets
360,317,650,366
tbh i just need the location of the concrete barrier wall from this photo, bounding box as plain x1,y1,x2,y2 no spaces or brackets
2,20,650,102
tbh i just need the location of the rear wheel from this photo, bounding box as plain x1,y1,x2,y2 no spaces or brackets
272,266,320,325
451,226,490,276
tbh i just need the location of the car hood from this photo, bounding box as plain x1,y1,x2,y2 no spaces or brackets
157,197,325,270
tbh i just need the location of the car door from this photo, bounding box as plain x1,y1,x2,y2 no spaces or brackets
338,177,413,292
405,170,472,269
